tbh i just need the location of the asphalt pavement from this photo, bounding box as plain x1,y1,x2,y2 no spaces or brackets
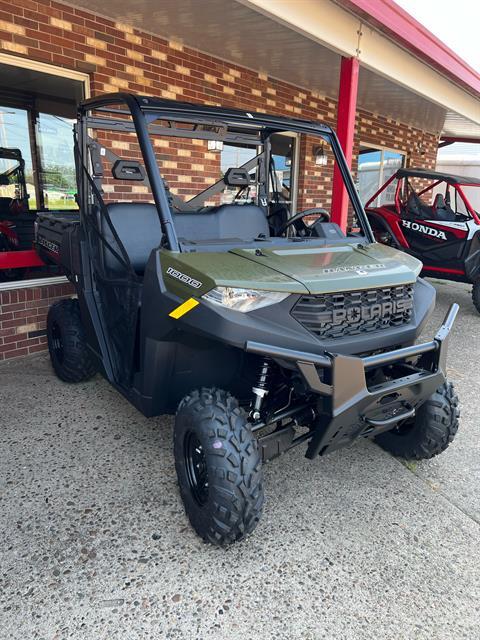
0,278,479,640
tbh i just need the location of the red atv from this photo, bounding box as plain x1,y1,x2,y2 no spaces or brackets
366,167,480,313
0,147,30,281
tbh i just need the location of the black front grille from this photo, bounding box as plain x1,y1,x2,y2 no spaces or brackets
292,285,414,339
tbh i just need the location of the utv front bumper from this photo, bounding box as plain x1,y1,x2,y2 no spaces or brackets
246,303,458,458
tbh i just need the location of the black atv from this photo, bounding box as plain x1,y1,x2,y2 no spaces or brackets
36,93,460,545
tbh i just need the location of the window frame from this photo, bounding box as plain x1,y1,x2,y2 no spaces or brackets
271,131,300,215
0,53,90,290
358,142,407,207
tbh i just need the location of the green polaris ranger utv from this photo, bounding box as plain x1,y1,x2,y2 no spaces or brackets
36,93,460,545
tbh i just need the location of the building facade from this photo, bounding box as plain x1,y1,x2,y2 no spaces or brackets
0,0,478,361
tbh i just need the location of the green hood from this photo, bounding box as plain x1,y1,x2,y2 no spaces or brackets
163,242,421,298
230,242,421,294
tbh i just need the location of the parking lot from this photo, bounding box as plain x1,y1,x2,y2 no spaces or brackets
1,278,479,640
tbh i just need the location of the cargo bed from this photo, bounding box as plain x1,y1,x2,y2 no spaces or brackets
35,211,81,274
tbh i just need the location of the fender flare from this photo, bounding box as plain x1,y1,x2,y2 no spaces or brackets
365,210,402,248
464,229,480,282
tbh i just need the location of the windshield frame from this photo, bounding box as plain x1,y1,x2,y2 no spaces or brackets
78,92,375,251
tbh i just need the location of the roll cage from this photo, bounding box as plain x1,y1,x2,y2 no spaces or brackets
366,168,480,224
76,92,374,253
0,147,28,202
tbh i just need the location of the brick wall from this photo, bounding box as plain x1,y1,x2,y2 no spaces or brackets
98,129,221,203
0,0,440,361
353,107,438,174
0,1,438,204
0,281,74,361
297,135,335,211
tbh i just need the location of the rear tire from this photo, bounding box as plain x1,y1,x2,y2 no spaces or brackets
174,388,264,546
375,382,459,460
47,299,97,383
472,280,480,314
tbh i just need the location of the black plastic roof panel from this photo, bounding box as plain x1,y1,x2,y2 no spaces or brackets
79,92,333,135
396,167,480,185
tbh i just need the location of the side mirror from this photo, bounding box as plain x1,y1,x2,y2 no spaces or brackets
111,160,145,181
224,168,251,187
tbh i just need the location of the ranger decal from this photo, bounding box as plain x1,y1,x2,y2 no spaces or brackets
322,264,386,275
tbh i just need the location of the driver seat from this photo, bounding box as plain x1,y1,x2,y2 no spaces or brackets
432,193,455,221
100,202,162,275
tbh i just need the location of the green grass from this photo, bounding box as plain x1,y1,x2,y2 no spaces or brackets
44,199,78,210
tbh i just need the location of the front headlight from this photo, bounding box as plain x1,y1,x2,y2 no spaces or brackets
202,287,289,312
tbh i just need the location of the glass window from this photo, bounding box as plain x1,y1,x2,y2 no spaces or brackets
0,106,35,208
84,108,362,240
220,144,257,174
37,113,77,210
358,146,405,206
270,134,295,211
218,136,296,208
220,143,258,204
461,185,480,215
455,188,469,216
0,62,84,285
358,149,381,206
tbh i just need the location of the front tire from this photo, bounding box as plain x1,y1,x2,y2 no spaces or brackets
472,280,480,314
47,299,97,383
174,388,264,546
375,382,459,460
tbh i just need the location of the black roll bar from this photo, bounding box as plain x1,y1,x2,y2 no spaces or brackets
79,93,179,252
78,92,375,250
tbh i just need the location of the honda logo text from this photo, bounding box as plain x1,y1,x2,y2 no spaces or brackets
402,220,447,241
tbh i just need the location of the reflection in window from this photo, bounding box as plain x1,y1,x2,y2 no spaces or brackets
460,186,480,215
220,144,257,204
0,106,34,208
37,114,78,210
358,146,405,206
270,134,295,210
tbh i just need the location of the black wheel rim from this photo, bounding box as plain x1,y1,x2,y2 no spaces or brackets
51,321,64,364
184,431,209,506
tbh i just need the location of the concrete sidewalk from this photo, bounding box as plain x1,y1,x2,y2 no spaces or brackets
0,279,479,640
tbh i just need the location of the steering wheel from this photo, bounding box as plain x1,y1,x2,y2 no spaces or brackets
278,208,330,236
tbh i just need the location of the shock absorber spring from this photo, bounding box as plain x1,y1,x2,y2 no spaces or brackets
251,359,271,421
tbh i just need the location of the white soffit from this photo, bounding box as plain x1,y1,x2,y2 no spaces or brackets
240,0,480,136
70,0,480,137
71,0,342,97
